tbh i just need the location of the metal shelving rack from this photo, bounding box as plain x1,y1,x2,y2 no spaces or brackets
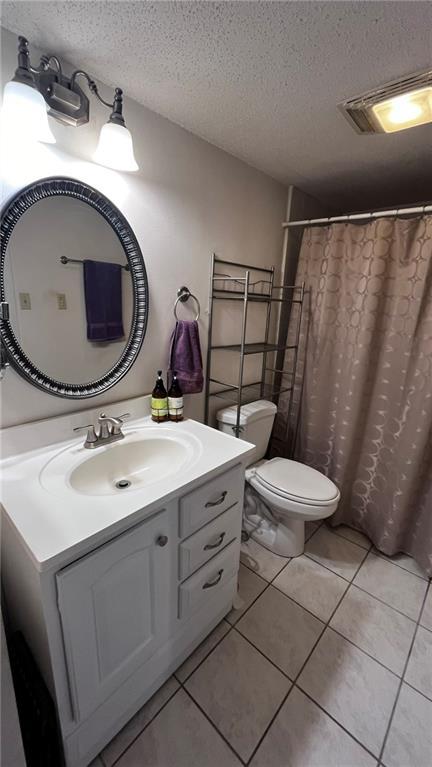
204,254,306,449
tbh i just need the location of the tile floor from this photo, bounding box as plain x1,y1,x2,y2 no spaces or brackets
94,522,431,767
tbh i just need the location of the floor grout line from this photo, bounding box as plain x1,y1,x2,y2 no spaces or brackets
312,521,372,553
233,578,409,687
403,678,432,704
348,579,427,622
240,522,323,588
239,532,429,764
244,575,414,681
107,556,282,767
239,554,289,582
302,547,368,584
303,528,430,588
377,580,431,764
183,561,427,766
177,541,324,765
102,535,429,767
369,547,430,582
232,623,297,682
106,682,182,767
244,545,379,766
107,619,238,765
181,683,248,765
330,525,373,552
173,622,233,684
301,544,428,622
292,683,380,762
325,620,410,681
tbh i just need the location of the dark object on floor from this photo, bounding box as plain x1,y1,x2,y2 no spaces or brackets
8,631,62,767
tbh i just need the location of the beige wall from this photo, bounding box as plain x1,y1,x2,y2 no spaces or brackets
0,27,287,428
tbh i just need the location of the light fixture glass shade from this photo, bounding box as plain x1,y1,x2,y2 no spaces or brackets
93,121,138,171
1,80,55,143
371,86,432,133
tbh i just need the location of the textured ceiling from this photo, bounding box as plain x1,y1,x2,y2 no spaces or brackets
1,1,431,211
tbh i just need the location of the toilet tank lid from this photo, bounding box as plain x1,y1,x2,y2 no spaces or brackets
216,400,277,426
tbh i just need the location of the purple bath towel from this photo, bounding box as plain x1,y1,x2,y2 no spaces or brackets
169,320,203,394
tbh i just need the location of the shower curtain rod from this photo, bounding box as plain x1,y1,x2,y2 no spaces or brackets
282,203,432,228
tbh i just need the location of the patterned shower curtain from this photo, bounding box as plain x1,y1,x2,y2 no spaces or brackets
279,215,432,575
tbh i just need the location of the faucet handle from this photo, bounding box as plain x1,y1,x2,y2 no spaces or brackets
73,424,98,445
111,413,130,435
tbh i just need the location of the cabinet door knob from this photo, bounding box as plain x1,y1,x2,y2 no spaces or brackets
156,535,168,547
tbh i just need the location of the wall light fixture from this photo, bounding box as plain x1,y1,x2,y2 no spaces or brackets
1,35,138,171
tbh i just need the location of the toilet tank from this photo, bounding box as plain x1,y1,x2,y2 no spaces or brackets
216,400,277,464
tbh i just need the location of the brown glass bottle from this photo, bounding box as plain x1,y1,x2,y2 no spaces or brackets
151,370,168,422
168,371,184,421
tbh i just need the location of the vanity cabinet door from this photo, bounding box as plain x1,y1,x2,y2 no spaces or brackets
56,510,174,721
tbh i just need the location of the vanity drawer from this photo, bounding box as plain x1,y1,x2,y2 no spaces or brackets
179,503,241,580
178,540,239,620
179,463,243,537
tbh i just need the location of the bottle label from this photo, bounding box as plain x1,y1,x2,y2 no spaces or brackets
151,397,168,416
168,396,183,415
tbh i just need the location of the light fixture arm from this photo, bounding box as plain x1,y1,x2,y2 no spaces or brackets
70,70,113,109
37,54,63,79
68,71,127,125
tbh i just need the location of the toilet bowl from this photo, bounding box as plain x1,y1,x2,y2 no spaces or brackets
245,457,340,556
216,400,340,557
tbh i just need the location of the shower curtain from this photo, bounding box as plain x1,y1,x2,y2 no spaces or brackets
278,215,432,575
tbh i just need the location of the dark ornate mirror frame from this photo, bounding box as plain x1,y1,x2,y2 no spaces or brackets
0,177,149,398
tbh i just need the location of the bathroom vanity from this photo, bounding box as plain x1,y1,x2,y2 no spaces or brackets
1,402,254,767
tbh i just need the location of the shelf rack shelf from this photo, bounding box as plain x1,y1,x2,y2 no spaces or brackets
211,342,298,354
209,380,293,404
204,254,306,444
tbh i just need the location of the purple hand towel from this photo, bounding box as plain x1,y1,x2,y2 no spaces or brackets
169,320,203,394
83,259,124,342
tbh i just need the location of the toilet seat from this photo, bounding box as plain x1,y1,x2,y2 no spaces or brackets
249,458,339,507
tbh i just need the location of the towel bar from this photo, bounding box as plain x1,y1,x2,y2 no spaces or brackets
60,256,130,271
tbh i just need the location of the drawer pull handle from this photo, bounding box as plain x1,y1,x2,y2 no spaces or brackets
204,532,226,551
205,491,227,508
202,569,224,590
156,535,168,547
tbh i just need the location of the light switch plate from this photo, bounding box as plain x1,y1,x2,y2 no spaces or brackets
57,293,67,310
19,292,31,310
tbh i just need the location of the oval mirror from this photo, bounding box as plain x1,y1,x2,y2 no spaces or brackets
0,177,148,398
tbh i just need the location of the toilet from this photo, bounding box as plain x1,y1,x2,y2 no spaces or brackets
216,400,340,557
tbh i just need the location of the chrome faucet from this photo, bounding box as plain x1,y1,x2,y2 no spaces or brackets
74,412,130,449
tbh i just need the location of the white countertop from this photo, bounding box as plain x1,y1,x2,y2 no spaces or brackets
1,415,254,573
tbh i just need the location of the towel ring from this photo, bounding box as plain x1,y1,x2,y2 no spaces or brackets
174,286,200,321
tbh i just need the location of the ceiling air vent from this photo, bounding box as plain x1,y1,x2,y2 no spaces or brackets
339,69,432,134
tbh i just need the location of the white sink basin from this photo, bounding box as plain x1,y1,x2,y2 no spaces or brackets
40,426,202,497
